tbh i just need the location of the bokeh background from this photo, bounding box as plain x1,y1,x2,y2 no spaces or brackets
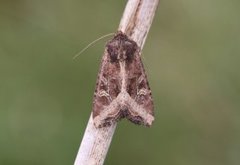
0,0,239,165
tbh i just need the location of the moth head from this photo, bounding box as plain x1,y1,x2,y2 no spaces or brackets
107,34,138,63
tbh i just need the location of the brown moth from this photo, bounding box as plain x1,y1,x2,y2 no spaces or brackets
92,31,154,127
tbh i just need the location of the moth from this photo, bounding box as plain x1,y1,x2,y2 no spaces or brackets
92,31,154,127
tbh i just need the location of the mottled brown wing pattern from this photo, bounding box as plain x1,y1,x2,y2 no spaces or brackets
92,31,154,127
92,49,121,118
126,51,154,116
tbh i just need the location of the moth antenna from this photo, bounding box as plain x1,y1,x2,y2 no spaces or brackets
73,33,115,59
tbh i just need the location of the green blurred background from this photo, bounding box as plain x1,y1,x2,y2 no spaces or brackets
0,0,239,164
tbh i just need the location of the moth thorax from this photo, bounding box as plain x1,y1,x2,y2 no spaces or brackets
107,46,136,63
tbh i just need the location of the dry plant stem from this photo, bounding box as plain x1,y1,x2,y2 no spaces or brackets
74,113,116,165
74,0,159,165
119,0,159,48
